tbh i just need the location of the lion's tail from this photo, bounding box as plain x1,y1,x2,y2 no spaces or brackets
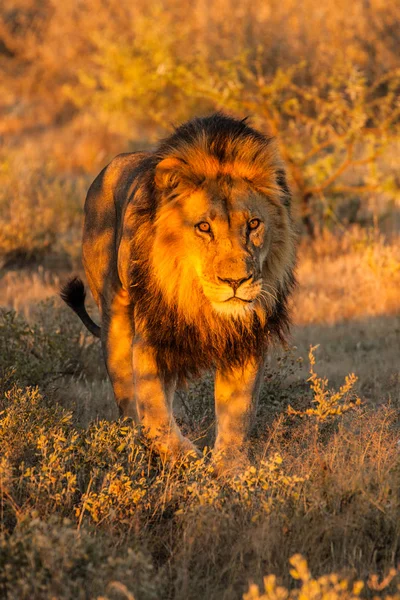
60,277,101,338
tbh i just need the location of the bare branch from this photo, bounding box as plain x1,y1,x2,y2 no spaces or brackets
304,144,354,195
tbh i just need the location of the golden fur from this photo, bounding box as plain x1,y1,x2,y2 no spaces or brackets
61,113,297,464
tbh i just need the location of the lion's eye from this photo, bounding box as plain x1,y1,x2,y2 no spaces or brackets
196,222,211,233
249,218,261,230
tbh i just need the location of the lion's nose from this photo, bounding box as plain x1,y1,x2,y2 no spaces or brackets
217,275,252,293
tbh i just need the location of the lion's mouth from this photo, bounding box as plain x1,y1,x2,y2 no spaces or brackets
210,294,257,316
224,297,253,304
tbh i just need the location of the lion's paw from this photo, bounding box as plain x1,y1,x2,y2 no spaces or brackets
212,446,250,478
152,433,201,465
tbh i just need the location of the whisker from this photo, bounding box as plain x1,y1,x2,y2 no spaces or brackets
257,292,275,307
260,286,278,302
262,282,279,294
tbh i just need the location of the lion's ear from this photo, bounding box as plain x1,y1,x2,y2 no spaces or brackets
155,157,186,193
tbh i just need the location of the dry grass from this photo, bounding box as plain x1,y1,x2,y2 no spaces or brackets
0,268,60,318
294,228,400,326
287,228,400,405
1,328,400,599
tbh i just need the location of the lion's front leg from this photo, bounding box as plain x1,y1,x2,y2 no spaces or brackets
214,357,265,473
132,335,198,460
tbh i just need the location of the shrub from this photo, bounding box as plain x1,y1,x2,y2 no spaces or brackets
0,517,161,600
0,301,99,390
0,157,87,266
244,554,399,600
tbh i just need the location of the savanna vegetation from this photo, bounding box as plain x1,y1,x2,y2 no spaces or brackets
0,1,400,598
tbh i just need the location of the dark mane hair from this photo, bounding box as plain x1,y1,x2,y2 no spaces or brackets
127,113,296,382
131,260,294,383
157,113,269,160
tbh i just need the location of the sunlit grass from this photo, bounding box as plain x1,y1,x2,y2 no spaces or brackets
1,304,400,599
293,227,400,325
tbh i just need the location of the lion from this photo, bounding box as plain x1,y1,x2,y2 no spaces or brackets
61,113,297,467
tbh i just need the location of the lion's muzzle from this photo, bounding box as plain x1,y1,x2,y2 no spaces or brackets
201,272,263,315
217,275,252,293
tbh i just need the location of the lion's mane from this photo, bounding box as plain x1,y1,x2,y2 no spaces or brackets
125,114,297,382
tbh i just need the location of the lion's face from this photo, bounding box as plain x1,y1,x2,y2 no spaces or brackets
181,181,269,316
151,177,288,320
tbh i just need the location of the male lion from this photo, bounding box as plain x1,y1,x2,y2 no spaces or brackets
61,113,297,467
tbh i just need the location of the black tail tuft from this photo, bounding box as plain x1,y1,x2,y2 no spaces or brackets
60,276,86,309
60,277,101,338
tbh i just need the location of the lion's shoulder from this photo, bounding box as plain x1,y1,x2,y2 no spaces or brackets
106,152,151,191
